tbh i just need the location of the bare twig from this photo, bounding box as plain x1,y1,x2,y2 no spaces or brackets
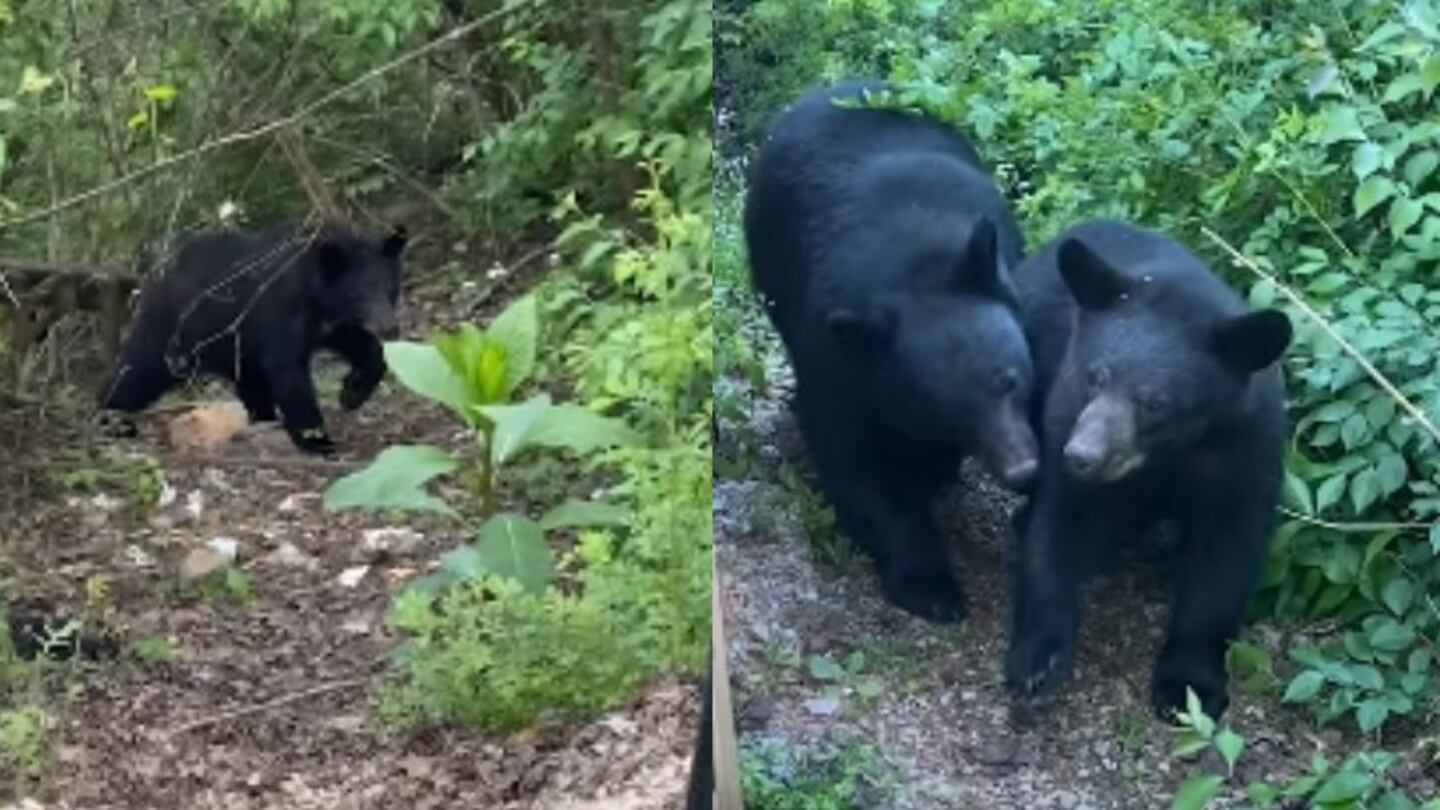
0,0,538,233
1202,227,1440,447
166,675,371,737
1280,507,1433,534
0,257,131,279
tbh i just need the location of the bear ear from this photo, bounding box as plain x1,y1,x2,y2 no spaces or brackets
316,240,351,282
954,218,1016,299
1211,310,1293,373
382,225,409,259
1057,238,1126,310
826,306,894,353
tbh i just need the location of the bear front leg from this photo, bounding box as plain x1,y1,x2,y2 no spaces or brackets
1153,494,1274,722
795,387,963,621
1004,477,1096,705
234,372,277,423
325,326,386,411
265,358,335,454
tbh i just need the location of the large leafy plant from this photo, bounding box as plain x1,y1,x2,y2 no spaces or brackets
324,294,636,594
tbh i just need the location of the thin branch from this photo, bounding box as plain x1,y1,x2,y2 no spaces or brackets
0,0,538,233
1201,227,1440,448
1279,507,1433,534
166,675,371,737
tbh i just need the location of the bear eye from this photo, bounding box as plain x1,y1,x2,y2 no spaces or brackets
995,369,1020,396
1086,364,1109,391
1140,392,1169,417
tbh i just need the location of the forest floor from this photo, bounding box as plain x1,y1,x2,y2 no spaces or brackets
714,356,1439,810
0,230,698,810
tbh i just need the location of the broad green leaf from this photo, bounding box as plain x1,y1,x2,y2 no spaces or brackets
1383,73,1425,103
1313,769,1373,802
127,110,150,130
486,294,539,395
480,395,637,465
384,341,475,423
1214,728,1244,774
473,513,554,594
1353,691,1388,729
1246,782,1280,805
323,444,458,516
1171,775,1223,810
1390,197,1425,239
1350,468,1382,513
1316,473,1347,513
432,324,509,405
1282,470,1314,515
1430,522,1440,555
1405,150,1439,187
1283,670,1325,703
18,65,54,96
436,544,484,580
1376,453,1407,495
1423,54,1440,95
144,84,178,103
1370,619,1416,652
1354,175,1397,218
1353,142,1383,179
1319,106,1366,144
808,655,845,682
539,498,631,530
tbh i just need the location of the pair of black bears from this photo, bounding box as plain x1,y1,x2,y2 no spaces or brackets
745,81,1292,721
98,221,409,454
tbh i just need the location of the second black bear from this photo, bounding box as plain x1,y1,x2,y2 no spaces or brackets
100,222,408,453
1005,219,1292,720
745,81,1038,622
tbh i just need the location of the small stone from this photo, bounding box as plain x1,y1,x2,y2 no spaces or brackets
206,536,240,560
124,545,157,569
184,490,205,521
803,696,840,716
362,527,424,558
179,547,230,582
264,542,318,570
336,565,370,588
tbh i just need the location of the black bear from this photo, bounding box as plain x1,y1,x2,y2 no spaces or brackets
745,81,1039,622
1004,219,1292,720
99,221,408,454
684,661,714,810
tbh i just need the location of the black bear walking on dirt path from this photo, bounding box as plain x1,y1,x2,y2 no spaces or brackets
745,81,1039,622
1004,220,1292,721
99,221,408,454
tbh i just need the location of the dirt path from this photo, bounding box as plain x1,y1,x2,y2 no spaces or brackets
713,357,1437,809
2,259,698,809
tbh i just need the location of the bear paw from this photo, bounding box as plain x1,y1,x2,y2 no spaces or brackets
881,567,967,623
1004,631,1074,703
292,426,337,456
1151,669,1229,723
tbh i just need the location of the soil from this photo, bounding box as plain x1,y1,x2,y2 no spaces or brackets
713,359,1440,810
0,235,699,809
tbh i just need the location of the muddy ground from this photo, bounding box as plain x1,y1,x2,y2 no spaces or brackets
0,236,698,809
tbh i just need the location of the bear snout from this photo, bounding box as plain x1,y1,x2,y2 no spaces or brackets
1063,393,1142,482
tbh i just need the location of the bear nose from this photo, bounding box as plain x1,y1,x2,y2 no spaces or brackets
1063,441,1103,478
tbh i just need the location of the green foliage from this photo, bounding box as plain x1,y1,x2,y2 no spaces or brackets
355,0,711,735
720,0,1440,739
0,704,47,786
1170,688,1439,809
741,739,896,810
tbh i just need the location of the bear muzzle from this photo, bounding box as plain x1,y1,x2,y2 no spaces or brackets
1064,393,1146,483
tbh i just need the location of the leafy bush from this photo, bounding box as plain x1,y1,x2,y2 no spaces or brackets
328,0,712,735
